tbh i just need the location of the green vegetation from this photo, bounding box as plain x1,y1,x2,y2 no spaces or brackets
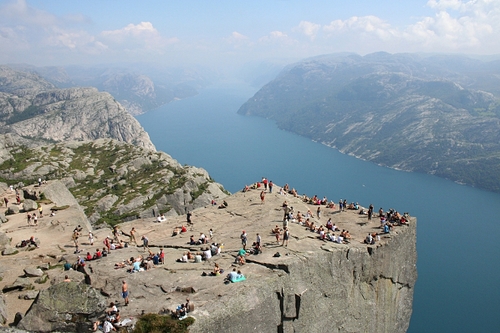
0,139,226,227
6,105,42,124
133,313,195,333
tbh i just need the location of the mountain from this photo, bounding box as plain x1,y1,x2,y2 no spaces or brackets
0,65,155,151
238,52,500,193
9,64,210,115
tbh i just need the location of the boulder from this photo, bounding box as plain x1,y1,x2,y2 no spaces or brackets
6,205,19,215
2,277,32,293
0,232,10,251
18,290,39,300
22,199,37,212
2,247,18,256
17,282,106,332
0,293,7,325
0,212,7,223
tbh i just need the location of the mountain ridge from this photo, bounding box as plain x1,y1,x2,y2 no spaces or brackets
238,52,500,192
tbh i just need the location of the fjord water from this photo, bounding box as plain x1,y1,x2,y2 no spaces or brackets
137,82,500,333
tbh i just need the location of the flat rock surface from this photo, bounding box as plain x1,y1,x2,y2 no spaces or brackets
0,183,412,327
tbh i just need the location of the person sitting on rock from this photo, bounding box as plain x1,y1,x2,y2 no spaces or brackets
28,236,38,248
172,227,181,236
86,252,93,261
93,248,102,260
227,268,239,282
236,248,247,265
189,235,196,245
218,200,228,209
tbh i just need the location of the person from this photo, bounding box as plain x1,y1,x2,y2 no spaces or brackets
262,177,268,190
236,248,247,265
189,235,196,245
273,225,281,244
240,231,247,250
102,320,116,333
63,275,71,282
141,235,149,250
72,228,80,253
203,247,212,260
316,206,321,219
212,263,221,276
3,197,7,207
86,252,93,261
198,233,207,245
88,231,94,246
27,213,31,226
227,268,238,282
122,280,129,306
28,236,38,248
112,226,120,242
159,248,165,264
129,227,137,245
269,180,273,193
186,211,192,224
255,233,262,252
93,248,102,260
218,200,228,209
282,227,290,247
260,190,265,204
383,223,390,234
38,205,43,217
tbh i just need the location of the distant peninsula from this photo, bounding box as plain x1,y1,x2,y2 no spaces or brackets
238,52,500,193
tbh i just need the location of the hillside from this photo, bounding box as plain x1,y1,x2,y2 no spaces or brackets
238,52,500,192
0,66,155,151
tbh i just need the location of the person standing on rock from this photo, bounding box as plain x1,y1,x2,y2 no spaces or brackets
122,280,129,306
260,190,266,204
38,205,43,218
316,206,321,219
88,231,94,246
129,227,138,245
26,213,31,226
3,197,7,207
263,177,268,190
269,181,273,193
282,227,290,247
141,235,149,251
241,231,247,250
187,211,192,225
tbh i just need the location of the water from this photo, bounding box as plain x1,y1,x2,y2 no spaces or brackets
137,81,500,332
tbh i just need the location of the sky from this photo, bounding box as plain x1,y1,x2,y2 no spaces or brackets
1,0,499,70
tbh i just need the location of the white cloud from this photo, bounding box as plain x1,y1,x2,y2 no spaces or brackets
100,22,178,50
259,31,291,43
293,21,321,40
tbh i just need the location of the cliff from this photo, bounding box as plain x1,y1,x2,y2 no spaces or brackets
0,184,416,332
238,52,500,193
0,66,155,151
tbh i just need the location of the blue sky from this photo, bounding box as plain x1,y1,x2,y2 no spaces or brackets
0,0,499,68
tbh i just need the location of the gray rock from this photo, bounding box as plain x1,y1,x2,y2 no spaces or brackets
37,263,50,270
18,290,39,300
13,312,23,326
6,205,19,215
2,247,18,256
0,213,7,223
17,282,106,332
0,293,6,325
2,277,32,293
22,199,37,212
24,267,44,278
0,232,10,251
96,194,118,212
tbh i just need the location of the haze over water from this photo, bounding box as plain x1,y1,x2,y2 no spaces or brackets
137,82,500,332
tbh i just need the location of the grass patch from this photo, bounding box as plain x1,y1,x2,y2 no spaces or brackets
51,205,69,211
132,313,195,333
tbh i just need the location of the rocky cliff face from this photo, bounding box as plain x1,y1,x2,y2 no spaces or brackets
189,215,416,333
238,52,500,193
0,66,155,151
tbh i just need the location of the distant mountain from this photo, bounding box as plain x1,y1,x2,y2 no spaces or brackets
0,65,155,151
8,64,209,115
238,52,500,193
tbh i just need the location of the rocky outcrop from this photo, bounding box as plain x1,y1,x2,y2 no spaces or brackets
0,139,228,226
190,225,416,333
0,293,6,325
0,66,155,151
17,282,106,332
